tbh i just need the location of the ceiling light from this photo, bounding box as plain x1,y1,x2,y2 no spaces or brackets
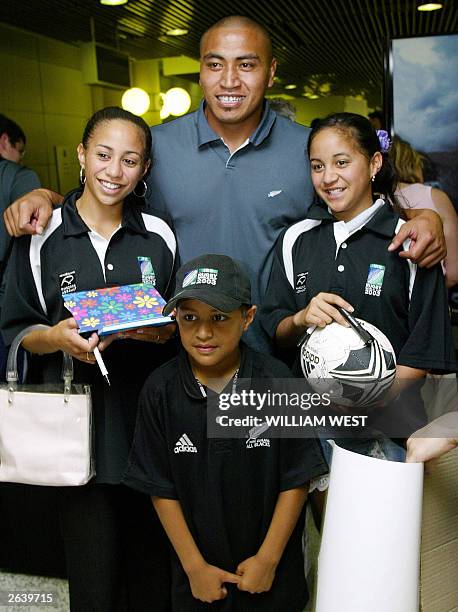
165,28,189,36
163,87,191,117
417,2,443,10
100,0,128,5
121,88,150,116
285,84,297,90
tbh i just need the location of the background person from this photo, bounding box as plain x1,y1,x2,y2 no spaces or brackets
391,135,458,287
268,97,297,121
406,412,458,466
1,106,177,612
0,114,41,377
3,16,447,352
0,114,40,266
368,110,385,131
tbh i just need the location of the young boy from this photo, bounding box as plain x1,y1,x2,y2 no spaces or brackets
123,254,327,611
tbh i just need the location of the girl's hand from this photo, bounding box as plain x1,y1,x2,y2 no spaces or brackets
48,318,99,364
187,562,239,603
293,292,353,329
236,554,276,594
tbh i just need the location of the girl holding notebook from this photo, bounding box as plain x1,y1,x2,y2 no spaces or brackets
1,107,178,611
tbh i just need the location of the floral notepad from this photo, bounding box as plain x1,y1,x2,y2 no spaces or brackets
63,283,172,335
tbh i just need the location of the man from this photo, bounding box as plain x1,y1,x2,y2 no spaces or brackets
3,16,445,351
368,110,385,131
0,114,40,376
0,114,27,163
0,114,40,263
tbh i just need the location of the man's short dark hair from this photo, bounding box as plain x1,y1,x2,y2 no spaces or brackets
200,15,273,62
0,114,26,146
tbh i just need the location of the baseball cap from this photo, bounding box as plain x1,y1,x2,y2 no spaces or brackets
163,254,251,315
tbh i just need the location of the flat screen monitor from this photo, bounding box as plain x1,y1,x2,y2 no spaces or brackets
386,34,458,209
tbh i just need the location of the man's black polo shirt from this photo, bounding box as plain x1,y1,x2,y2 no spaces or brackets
1,189,178,483
124,344,327,611
261,200,455,373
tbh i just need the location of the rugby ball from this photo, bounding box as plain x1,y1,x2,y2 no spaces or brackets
300,319,396,407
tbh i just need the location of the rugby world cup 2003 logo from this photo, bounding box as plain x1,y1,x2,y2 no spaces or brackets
365,264,385,297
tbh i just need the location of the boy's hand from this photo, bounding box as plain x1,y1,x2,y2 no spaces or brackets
236,554,277,594
293,293,353,329
187,562,239,603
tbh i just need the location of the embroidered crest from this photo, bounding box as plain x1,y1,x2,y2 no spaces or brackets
365,264,385,296
295,272,308,294
183,268,218,287
59,270,77,295
137,256,156,286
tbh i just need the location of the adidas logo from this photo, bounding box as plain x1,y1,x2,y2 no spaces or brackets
174,433,198,454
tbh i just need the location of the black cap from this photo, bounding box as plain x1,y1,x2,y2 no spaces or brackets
163,254,251,315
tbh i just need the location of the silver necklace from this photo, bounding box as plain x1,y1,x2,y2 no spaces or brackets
195,369,239,398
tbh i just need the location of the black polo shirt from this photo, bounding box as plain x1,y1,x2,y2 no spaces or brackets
123,344,327,611
1,189,179,483
261,200,455,373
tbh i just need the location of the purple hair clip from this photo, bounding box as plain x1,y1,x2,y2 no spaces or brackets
376,130,391,153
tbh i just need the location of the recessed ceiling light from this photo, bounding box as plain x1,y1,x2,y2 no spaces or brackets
100,0,128,5
417,2,443,10
165,28,189,36
285,84,297,90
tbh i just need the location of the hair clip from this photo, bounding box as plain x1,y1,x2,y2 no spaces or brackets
376,130,391,153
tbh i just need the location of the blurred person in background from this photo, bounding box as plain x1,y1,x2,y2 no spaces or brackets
368,110,385,131
391,135,458,288
0,114,41,378
269,98,297,122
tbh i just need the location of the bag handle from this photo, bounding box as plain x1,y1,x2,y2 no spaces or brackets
6,325,73,395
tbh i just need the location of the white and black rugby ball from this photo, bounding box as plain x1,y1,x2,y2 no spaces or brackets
300,319,396,407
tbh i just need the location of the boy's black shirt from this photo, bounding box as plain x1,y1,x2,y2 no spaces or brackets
123,343,327,611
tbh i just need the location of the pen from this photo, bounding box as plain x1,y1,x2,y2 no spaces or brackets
297,325,316,348
93,346,110,385
336,306,374,345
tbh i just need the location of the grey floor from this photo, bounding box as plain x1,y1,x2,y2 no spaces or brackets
0,517,321,612
0,572,69,612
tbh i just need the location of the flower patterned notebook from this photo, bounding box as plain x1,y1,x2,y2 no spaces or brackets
63,283,172,335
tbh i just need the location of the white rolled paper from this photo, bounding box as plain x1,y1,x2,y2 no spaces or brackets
316,443,424,612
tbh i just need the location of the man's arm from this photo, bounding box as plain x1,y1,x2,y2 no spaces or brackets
152,497,239,603
236,486,307,594
388,208,445,268
4,188,62,237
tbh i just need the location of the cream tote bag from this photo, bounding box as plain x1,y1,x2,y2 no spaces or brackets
0,325,94,486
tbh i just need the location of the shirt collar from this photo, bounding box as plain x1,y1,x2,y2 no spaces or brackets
196,99,277,148
62,188,148,236
306,198,399,237
179,342,254,400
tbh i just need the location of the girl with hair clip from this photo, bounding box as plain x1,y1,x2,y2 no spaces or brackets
1,107,178,611
261,113,455,492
